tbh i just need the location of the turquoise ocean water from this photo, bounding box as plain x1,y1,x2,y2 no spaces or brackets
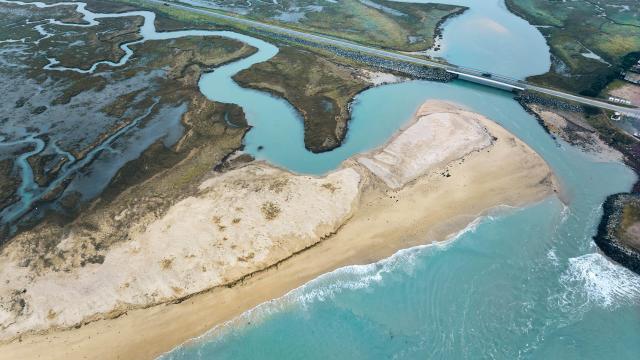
170,45,640,360
2,2,638,358
165,0,640,358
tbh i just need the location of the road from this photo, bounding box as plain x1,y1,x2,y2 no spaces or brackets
153,0,640,118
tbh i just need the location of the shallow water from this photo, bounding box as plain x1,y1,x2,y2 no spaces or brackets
2,1,639,358
165,77,640,359
175,7,640,354
199,38,421,174
165,6,638,356
399,0,551,79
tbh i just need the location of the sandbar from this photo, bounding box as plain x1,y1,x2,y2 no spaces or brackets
0,100,558,359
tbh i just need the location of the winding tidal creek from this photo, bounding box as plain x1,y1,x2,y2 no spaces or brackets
0,1,638,359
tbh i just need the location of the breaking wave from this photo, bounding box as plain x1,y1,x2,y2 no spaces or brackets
557,253,640,310
160,215,490,358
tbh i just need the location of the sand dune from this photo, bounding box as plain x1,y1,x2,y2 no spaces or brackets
358,101,493,188
0,100,558,360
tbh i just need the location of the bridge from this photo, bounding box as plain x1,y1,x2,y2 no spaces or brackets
154,0,640,119
446,70,525,91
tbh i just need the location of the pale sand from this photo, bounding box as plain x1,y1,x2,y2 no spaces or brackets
0,100,557,359
358,69,404,86
0,166,362,339
358,102,493,188
527,104,623,163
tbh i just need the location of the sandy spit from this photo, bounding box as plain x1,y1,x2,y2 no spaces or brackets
0,100,558,360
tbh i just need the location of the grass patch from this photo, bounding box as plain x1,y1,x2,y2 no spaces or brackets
260,201,281,221
160,257,174,270
234,46,369,152
151,0,465,52
507,0,640,95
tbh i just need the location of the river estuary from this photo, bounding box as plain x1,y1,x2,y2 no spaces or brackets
0,0,639,358
173,1,640,359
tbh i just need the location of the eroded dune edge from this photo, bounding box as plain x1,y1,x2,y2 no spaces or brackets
0,100,558,359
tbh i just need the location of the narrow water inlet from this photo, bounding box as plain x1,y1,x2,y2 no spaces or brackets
0,1,639,359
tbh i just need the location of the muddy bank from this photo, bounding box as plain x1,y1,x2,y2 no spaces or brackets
0,0,257,240
516,92,623,163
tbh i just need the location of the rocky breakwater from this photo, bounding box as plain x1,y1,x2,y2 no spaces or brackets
0,101,557,357
517,92,640,274
594,193,640,275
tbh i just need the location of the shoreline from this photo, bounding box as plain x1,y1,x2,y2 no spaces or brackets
0,101,558,359
165,205,518,355
429,5,468,53
514,92,640,274
0,201,552,360
594,193,640,275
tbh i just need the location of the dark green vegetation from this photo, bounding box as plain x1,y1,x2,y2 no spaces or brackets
0,159,20,210
234,46,370,152
42,16,144,70
0,0,257,264
93,35,256,200
165,0,465,52
111,0,444,154
507,0,640,96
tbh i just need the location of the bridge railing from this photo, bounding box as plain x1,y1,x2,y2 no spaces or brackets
447,64,526,87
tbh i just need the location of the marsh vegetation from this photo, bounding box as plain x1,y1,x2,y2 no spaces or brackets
233,46,370,152
0,0,255,246
507,0,640,96
172,0,466,51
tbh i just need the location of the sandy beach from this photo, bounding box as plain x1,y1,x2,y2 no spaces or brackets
0,100,558,359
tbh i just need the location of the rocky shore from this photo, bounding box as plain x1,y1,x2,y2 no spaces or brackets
594,193,640,275
430,6,467,52
516,90,640,274
253,29,456,82
515,91,623,162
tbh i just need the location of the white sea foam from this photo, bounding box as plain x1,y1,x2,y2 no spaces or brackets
271,214,488,312
546,248,559,266
159,215,490,358
559,253,640,309
161,203,537,358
